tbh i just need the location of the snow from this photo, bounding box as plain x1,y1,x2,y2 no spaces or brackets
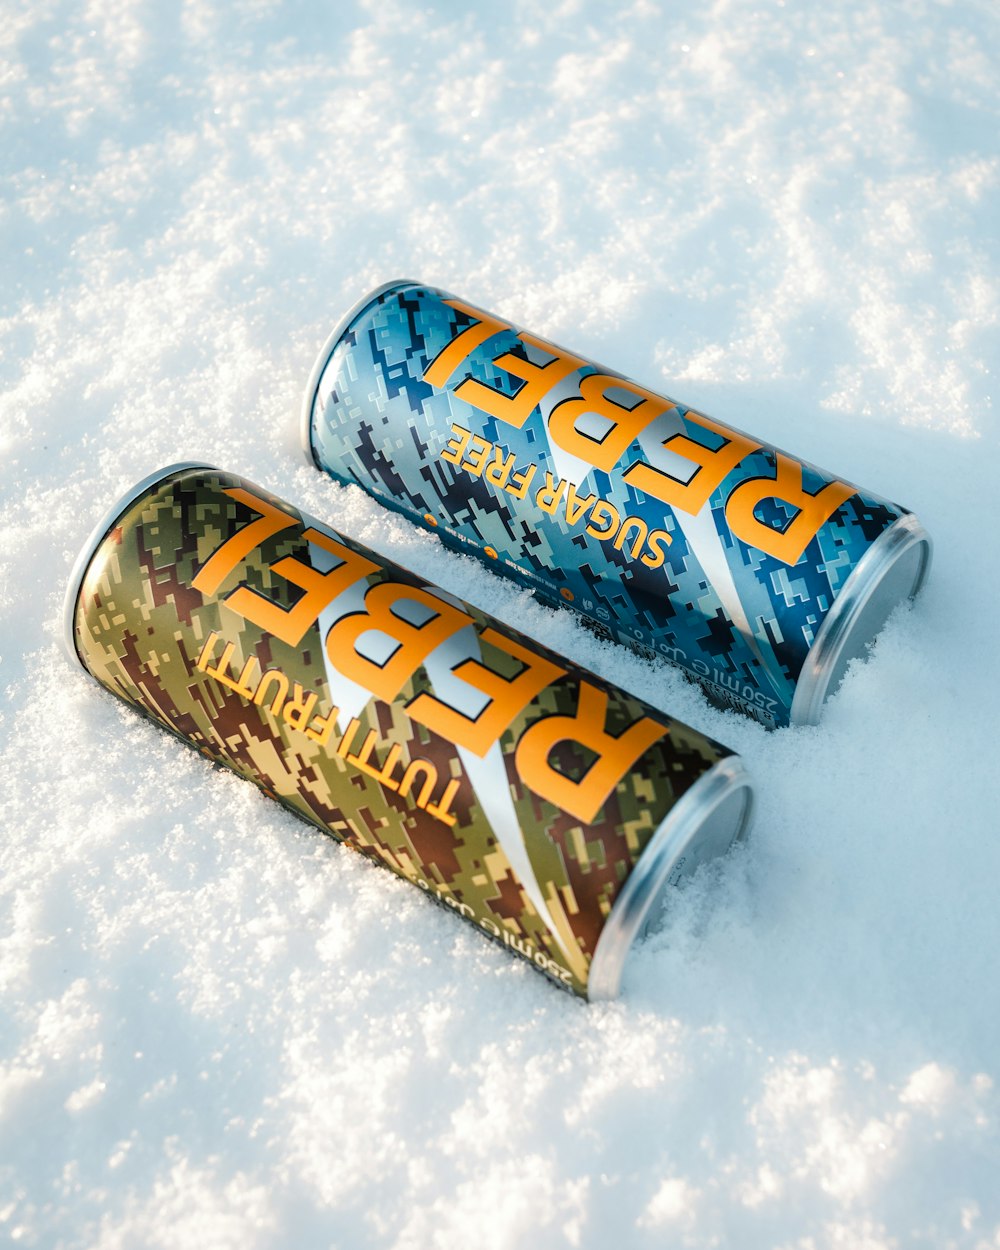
2,1,999,1246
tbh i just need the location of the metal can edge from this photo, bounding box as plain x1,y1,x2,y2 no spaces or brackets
587,754,754,1001
300,278,420,469
62,461,216,669
789,512,933,726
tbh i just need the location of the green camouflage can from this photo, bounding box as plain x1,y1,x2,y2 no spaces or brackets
63,464,753,999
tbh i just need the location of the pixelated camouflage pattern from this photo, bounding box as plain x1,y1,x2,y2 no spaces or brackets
307,282,910,727
71,467,733,998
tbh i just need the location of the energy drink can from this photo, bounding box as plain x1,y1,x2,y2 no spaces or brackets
302,281,932,728
64,464,753,999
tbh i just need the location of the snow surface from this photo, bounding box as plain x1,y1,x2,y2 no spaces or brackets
2,1,999,1247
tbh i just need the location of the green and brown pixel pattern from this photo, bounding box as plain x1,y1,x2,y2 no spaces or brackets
71,467,734,997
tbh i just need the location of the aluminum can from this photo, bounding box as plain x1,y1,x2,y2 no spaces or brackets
64,464,753,1000
302,281,932,728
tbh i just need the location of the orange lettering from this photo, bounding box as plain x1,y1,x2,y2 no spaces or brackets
193,489,298,596
454,333,586,430
399,757,437,806
535,472,567,515
407,627,566,757
725,454,857,565
305,707,339,746
440,424,472,464
325,583,472,702
423,300,511,389
613,516,648,560
623,409,760,514
461,434,492,477
253,668,289,715
514,683,668,824
564,483,597,527
484,446,518,489
224,529,379,646
282,683,318,732
641,529,673,568
547,373,670,471
424,778,461,827
506,462,537,500
585,500,620,538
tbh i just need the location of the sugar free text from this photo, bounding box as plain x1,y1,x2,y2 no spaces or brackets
424,298,857,567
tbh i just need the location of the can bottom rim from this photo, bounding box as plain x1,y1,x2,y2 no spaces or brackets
789,512,932,727
587,755,754,1001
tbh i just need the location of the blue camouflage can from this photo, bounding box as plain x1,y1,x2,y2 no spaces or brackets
302,281,932,728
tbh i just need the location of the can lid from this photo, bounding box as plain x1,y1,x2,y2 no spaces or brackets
587,754,754,1001
62,461,216,668
300,279,421,470
789,512,932,726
